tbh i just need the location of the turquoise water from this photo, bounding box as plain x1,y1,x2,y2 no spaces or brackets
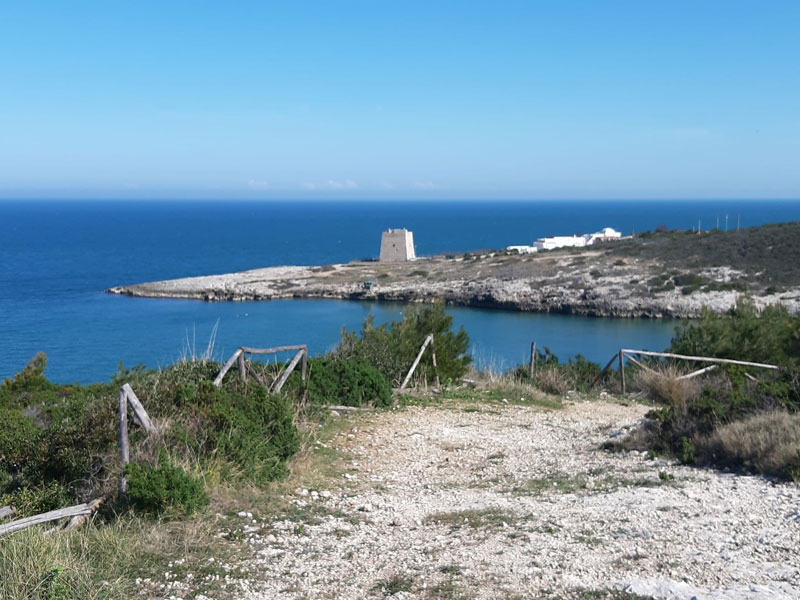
2,199,798,383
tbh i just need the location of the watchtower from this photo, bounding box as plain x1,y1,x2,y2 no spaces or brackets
379,229,416,262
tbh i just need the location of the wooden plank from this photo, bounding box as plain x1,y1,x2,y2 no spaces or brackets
400,334,433,390
619,350,626,394
676,365,717,380
529,341,536,378
624,354,658,375
63,497,105,532
0,504,91,537
118,387,129,494
590,353,619,389
273,349,306,393
213,348,243,387
245,360,270,388
0,506,15,520
122,384,156,434
620,349,779,370
240,345,307,355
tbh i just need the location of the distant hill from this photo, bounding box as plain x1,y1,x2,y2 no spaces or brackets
607,221,800,291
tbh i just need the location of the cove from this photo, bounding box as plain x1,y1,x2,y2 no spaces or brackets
4,292,681,385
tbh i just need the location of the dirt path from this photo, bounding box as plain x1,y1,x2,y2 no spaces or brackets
211,400,799,599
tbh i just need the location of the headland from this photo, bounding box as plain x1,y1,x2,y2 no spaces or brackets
107,222,800,318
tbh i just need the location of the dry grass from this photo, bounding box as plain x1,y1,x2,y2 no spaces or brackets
701,410,800,479
0,517,155,600
536,365,572,395
634,363,701,410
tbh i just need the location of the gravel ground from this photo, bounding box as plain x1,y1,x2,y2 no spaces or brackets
187,400,799,600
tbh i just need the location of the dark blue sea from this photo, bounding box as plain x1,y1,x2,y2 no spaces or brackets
2,199,799,384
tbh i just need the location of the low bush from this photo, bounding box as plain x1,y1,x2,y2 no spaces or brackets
673,273,705,288
512,348,607,393
670,298,800,367
634,364,700,411
336,302,471,387
125,451,208,516
699,411,800,480
193,381,299,484
301,357,392,408
0,354,301,515
617,299,800,479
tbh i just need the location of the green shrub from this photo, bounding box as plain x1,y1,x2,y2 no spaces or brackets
0,352,53,404
0,356,118,515
0,354,302,514
196,382,299,484
297,357,392,407
512,349,605,393
670,297,800,367
336,302,471,386
679,437,696,465
125,452,208,516
673,273,705,288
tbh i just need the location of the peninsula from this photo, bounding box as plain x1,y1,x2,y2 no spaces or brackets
108,222,800,319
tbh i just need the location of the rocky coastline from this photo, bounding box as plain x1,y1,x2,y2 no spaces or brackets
107,247,800,319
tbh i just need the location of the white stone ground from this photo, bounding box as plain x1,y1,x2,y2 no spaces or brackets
205,401,799,599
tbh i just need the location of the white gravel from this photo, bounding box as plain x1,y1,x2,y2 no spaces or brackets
215,401,800,599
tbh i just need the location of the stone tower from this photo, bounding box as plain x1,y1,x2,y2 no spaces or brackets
379,229,416,262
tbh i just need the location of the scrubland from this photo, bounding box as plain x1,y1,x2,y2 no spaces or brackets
2,301,799,599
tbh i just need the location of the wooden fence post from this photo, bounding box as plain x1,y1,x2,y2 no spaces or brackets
431,335,441,389
238,351,247,382
122,384,156,434
619,350,626,395
118,388,129,494
529,341,536,378
400,334,434,390
273,349,306,393
214,348,243,387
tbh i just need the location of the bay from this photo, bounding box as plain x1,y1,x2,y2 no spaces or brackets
2,199,798,384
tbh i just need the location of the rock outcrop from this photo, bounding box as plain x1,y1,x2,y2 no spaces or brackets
107,250,800,318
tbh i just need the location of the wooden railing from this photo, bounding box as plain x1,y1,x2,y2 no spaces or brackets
214,345,308,393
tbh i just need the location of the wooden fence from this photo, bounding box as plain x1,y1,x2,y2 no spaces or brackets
592,348,779,394
214,345,308,392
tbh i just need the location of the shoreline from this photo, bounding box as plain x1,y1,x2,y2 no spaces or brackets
107,246,800,319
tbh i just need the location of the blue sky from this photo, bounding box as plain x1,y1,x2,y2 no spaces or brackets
1,1,798,200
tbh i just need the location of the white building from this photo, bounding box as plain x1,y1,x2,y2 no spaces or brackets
507,226,623,254
584,227,622,245
506,245,538,254
534,235,587,251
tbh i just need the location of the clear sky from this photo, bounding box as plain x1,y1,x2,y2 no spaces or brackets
1,1,798,200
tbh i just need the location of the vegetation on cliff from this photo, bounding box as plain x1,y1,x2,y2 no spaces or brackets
624,299,800,480
609,221,800,291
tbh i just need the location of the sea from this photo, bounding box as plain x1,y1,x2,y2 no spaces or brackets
2,199,799,384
